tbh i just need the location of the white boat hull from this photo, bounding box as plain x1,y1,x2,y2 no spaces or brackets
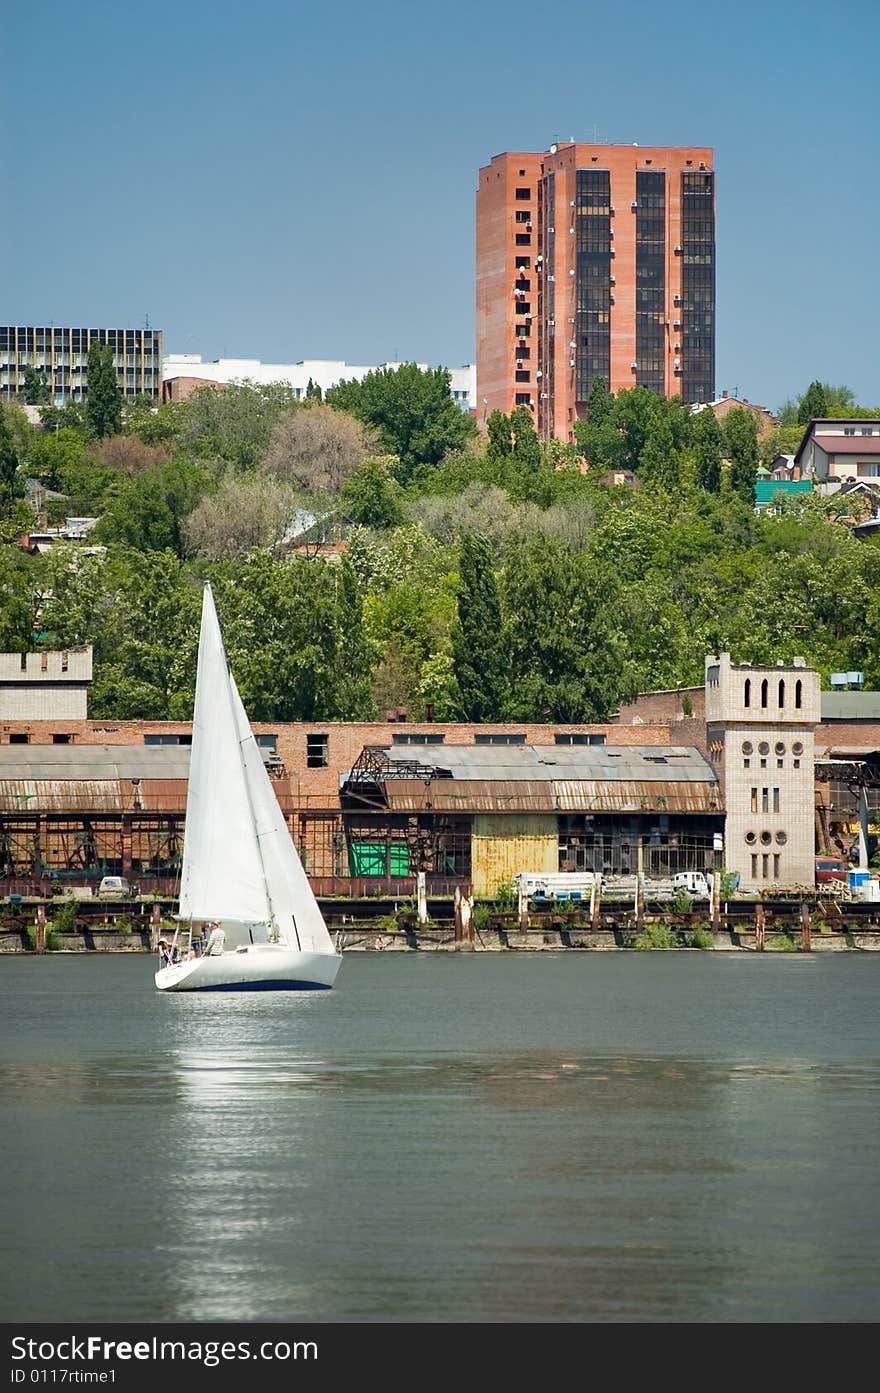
155,944,342,993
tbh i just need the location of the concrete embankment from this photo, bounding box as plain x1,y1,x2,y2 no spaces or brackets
3,924,877,953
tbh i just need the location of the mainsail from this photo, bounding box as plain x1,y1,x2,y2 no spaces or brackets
178,583,335,957
177,586,271,927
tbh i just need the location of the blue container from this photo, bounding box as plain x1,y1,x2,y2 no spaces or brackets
848,870,870,888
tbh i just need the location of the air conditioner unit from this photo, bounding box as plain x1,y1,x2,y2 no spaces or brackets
674,245,682,253
631,200,638,211
569,360,575,368
631,361,638,370
609,275,615,284
673,320,681,330
536,370,543,378
609,207,615,215
569,269,575,276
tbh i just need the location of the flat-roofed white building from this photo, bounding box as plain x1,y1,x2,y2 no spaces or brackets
163,355,476,413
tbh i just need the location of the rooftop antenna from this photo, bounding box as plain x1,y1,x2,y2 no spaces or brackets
145,313,150,331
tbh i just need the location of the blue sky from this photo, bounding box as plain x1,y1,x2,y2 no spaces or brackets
5,0,878,411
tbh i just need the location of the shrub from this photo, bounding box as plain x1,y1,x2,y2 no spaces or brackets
494,878,517,911
634,923,677,950
672,887,693,916
688,927,715,949
51,899,79,931
767,933,799,952
472,903,491,933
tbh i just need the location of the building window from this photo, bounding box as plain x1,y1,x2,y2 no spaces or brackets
9,732,29,744
515,370,530,382
52,733,72,744
555,733,606,745
144,733,191,746
773,854,780,878
795,680,802,709
762,854,769,878
751,854,758,878
792,741,804,756
743,758,750,768
256,734,277,752
861,428,874,436
392,732,445,745
776,831,787,845
761,678,768,708
516,234,531,246
515,187,531,200
515,210,530,223
844,427,856,436
761,788,769,813
777,759,784,768
744,679,751,707
778,679,785,707
751,788,758,814
742,740,753,754
793,758,801,769
307,733,329,768
775,742,786,755
515,393,531,405
474,733,526,745
773,788,780,813
745,831,756,845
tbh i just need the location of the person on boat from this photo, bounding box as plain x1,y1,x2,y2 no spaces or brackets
204,921,226,956
158,937,176,967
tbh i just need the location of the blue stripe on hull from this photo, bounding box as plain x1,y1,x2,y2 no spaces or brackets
187,979,332,992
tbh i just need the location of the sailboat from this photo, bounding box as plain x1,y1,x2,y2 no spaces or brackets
154,584,342,992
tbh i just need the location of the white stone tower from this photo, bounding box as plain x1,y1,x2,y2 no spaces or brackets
705,652,820,893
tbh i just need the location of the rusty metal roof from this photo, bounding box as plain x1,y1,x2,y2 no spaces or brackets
360,743,716,784
380,777,720,814
0,745,193,780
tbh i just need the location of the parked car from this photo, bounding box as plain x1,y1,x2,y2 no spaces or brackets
815,857,847,884
98,876,132,899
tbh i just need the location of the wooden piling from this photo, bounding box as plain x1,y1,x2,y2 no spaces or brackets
34,902,46,954
755,901,765,951
801,903,811,952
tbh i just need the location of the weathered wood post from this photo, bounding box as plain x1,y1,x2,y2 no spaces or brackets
416,870,428,927
518,876,529,930
755,901,765,951
34,902,46,954
711,869,721,932
635,871,644,932
150,901,161,951
453,885,463,945
590,872,600,930
801,902,811,953
463,893,474,946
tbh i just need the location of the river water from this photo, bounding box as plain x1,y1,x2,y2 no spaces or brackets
2,952,879,1323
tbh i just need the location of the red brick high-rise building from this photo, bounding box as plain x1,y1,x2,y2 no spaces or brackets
476,142,715,440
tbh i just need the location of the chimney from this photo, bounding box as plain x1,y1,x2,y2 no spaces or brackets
721,389,728,399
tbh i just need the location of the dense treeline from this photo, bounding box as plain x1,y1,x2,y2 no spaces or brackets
0,369,878,723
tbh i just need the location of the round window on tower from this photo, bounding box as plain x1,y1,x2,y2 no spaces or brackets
775,741,786,755
745,831,757,845
760,831,772,845
742,741,753,755
758,741,770,756
776,831,787,845
792,741,804,756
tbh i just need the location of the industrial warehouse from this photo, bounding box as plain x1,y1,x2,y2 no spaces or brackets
0,649,877,900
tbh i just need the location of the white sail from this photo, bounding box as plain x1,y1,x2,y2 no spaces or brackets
230,675,336,955
178,586,271,927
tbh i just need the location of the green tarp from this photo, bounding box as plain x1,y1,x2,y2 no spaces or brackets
348,842,410,876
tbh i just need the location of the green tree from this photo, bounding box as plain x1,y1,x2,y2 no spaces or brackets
22,365,51,405
0,402,19,504
175,381,299,472
96,458,210,554
305,377,322,401
797,380,828,424
486,409,512,458
638,420,680,493
586,374,614,425
692,407,723,492
326,364,476,480
509,405,541,473
453,533,507,720
339,459,404,528
85,341,123,438
332,558,375,718
724,406,759,506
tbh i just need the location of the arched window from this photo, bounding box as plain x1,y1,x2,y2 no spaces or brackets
795,679,802,709
744,679,751,708
778,679,785,708
761,679,768,709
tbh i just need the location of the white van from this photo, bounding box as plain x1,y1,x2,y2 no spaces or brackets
98,876,132,899
671,871,712,900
